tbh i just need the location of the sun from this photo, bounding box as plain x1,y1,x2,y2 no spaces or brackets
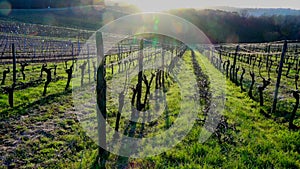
134,0,180,12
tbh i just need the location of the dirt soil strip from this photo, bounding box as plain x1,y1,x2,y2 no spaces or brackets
0,94,91,168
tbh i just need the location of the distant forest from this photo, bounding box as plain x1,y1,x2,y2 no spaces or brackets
170,9,300,43
6,0,104,9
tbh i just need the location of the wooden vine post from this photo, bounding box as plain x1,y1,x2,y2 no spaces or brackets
12,43,16,85
2,44,16,108
271,41,287,114
95,31,108,167
162,44,165,91
71,43,74,65
266,44,271,70
136,39,144,111
10,43,16,107
87,44,91,83
118,44,121,73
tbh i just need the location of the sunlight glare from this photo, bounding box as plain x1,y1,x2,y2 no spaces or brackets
109,0,300,11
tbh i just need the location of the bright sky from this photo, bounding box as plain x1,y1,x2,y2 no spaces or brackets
109,0,300,11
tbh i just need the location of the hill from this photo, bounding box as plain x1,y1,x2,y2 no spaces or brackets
1,6,300,43
210,6,300,17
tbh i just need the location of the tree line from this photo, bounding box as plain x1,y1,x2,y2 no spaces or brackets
6,0,104,9
169,9,300,43
2,3,300,43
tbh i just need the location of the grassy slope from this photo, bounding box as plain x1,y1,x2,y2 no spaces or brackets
0,60,98,168
0,50,299,168
132,51,300,168
72,51,300,168
220,52,300,126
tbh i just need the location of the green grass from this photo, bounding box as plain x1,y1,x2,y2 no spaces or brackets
214,50,300,126
72,50,300,168
1,49,299,168
127,51,300,168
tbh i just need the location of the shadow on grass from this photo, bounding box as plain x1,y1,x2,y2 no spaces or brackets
259,107,271,118
234,78,298,129
115,109,139,169
0,89,72,120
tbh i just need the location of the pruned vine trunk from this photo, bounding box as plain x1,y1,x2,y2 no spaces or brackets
65,64,73,91
248,71,255,99
42,67,52,96
240,67,246,92
289,90,299,129
20,62,28,80
79,61,87,87
1,67,10,85
136,40,144,111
